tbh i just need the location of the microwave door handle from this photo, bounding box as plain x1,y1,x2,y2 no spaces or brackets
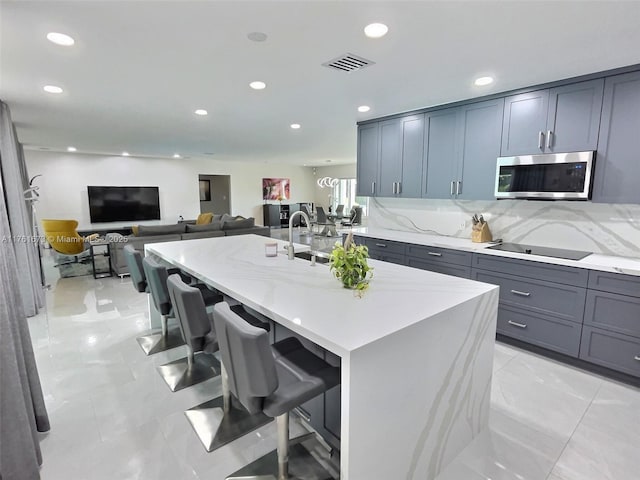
538,131,544,150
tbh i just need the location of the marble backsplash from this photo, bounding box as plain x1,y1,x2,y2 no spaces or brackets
368,198,640,258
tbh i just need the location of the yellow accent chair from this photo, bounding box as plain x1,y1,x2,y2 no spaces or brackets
196,213,213,225
41,219,98,266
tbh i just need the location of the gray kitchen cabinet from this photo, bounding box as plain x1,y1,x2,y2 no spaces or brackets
473,269,586,324
424,99,503,200
546,80,604,153
587,269,640,297
584,289,640,338
580,326,640,377
378,119,402,197
497,305,583,357
501,79,603,156
592,71,640,204
399,114,425,198
423,107,459,199
356,122,380,197
457,98,505,200
501,90,549,156
405,244,472,278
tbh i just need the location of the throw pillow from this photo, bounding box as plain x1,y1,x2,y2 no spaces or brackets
137,223,186,236
185,222,223,233
222,217,255,230
131,225,139,236
196,213,214,225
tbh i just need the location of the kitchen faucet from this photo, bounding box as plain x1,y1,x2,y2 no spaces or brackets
287,210,311,260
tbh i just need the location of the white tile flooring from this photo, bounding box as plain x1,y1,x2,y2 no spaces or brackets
29,237,640,480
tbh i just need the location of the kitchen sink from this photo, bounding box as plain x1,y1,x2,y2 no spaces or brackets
293,251,331,264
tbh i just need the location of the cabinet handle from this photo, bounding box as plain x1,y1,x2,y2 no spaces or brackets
510,289,531,297
508,320,528,329
634,356,640,361
546,130,553,149
397,182,401,195
450,181,455,196
293,407,311,423
538,131,544,149
375,243,387,248
371,182,376,195
456,181,461,195
427,252,442,257
392,182,396,194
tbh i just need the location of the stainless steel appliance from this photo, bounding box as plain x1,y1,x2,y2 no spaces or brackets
495,151,595,200
487,242,591,261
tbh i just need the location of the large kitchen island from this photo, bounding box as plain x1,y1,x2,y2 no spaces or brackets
145,234,499,479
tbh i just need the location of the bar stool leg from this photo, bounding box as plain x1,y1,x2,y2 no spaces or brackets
277,412,290,480
186,345,194,369
221,363,231,414
161,314,168,337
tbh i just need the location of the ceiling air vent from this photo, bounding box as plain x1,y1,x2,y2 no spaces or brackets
322,53,375,73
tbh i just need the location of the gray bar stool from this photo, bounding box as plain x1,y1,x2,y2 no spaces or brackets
213,302,340,480
124,245,186,355
167,274,272,452
144,257,223,391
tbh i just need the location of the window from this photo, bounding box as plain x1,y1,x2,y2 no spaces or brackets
331,178,368,216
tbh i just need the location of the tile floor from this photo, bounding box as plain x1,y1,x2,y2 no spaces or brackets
29,230,640,480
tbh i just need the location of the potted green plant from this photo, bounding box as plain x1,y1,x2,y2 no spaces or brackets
329,232,373,295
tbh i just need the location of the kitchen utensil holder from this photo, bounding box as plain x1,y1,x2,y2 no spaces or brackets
471,222,492,243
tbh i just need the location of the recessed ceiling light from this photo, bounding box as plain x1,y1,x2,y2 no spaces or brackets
46,32,75,46
173,153,181,158
249,81,266,90
364,23,389,39
122,151,130,156
194,109,208,116
67,146,77,152
358,105,371,113
474,76,494,86
247,32,268,42
43,85,63,94
290,124,301,129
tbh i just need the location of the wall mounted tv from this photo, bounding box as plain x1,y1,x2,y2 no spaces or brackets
87,186,160,223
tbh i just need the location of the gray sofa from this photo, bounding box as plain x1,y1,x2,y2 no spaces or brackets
106,216,269,276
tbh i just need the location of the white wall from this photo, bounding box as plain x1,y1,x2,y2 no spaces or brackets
26,150,316,228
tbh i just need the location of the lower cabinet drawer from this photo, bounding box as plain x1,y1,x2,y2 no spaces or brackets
584,289,640,338
474,269,586,323
368,250,406,265
497,306,582,357
406,257,471,279
580,326,640,377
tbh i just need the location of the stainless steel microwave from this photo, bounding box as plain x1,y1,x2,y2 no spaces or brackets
495,151,595,200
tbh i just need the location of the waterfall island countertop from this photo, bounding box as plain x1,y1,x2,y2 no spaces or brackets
145,234,499,480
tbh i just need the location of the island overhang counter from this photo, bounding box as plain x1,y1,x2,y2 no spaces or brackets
145,234,499,479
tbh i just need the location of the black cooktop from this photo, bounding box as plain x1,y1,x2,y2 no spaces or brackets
487,242,592,261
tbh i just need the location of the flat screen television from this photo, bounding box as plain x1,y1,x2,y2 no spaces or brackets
88,186,160,223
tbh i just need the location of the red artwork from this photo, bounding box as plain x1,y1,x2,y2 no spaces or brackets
262,178,290,200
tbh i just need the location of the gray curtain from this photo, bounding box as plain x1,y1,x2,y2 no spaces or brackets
0,101,44,317
0,101,49,479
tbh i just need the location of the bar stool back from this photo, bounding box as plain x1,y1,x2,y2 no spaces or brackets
213,302,340,480
123,245,146,292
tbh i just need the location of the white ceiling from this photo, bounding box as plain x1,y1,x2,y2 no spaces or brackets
2,1,640,165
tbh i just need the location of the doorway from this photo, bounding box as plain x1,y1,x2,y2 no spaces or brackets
199,174,231,215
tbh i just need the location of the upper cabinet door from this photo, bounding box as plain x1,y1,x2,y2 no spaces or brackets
399,114,425,198
501,90,549,156
356,123,380,197
378,119,403,197
593,71,640,204
457,98,505,200
423,107,459,199
546,79,604,153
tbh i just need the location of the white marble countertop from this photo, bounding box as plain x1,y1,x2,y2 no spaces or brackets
146,234,497,356
351,227,640,276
